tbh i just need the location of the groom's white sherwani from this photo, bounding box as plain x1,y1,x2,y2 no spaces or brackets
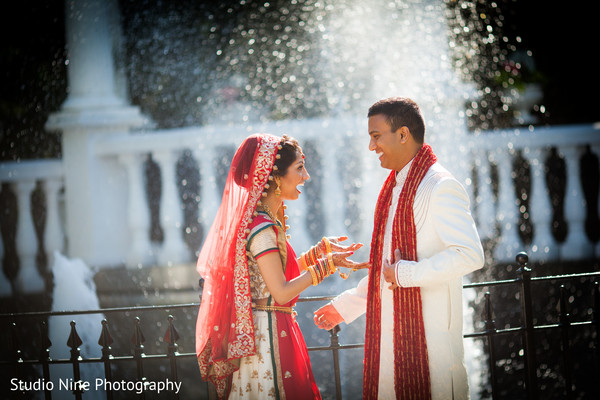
332,161,484,400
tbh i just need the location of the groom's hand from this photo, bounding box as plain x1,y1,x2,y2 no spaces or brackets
382,249,401,290
314,303,344,331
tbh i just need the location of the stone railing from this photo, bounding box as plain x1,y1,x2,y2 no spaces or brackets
469,124,600,262
0,160,65,295
91,116,376,269
1,121,598,295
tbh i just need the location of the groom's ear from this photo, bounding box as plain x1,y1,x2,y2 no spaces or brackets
397,126,410,143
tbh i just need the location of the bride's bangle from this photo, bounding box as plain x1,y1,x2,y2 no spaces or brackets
300,245,320,270
321,237,332,255
307,265,319,285
326,253,336,274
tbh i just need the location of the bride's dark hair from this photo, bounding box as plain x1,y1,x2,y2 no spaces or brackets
272,135,302,177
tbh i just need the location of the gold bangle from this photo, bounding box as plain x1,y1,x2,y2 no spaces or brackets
311,246,319,264
321,237,332,255
299,253,308,271
308,266,319,286
327,252,336,274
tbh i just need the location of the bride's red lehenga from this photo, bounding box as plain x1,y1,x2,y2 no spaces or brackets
195,134,321,399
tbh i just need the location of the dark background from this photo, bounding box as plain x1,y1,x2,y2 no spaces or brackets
501,2,598,125
1,0,598,161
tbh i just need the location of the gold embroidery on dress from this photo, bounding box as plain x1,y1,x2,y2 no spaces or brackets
264,369,273,380
280,330,287,337
284,371,292,378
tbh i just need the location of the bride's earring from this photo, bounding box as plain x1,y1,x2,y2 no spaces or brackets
275,177,281,196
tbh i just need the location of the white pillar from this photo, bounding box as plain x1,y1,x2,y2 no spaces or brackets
474,150,496,240
14,181,45,293
119,153,154,268
42,178,65,266
153,150,188,266
492,149,522,262
560,146,593,260
523,147,557,261
46,0,147,267
61,0,123,110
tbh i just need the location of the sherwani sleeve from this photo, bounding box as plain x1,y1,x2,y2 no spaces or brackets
395,177,484,288
330,274,369,323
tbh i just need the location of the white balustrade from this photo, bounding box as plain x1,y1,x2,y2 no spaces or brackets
560,145,594,260
287,176,311,252
2,123,598,278
522,147,557,261
194,148,220,239
119,153,154,268
474,149,496,240
14,180,45,293
321,142,346,238
593,144,600,258
0,160,65,296
42,178,65,265
0,190,10,296
152,149,188,266
491,149,522,262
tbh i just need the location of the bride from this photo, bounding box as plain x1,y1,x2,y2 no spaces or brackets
195,133,369,399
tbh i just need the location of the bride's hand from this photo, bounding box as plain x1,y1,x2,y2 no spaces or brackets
322,236,364,254
331,251,370,270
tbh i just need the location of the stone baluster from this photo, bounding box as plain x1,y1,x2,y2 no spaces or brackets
522,147,557,261
360,148,385,246
42,178,65,266
593,144,600,258
0,190,10,295
560,145,593,260
119,153,154,268
492,149,522,262
475,149,496,241
14,180,45,293
287,169,311,252
153,150,188,266
194,149,219,235
321,142,345,237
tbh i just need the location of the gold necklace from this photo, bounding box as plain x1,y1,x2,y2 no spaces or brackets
261,203,278,224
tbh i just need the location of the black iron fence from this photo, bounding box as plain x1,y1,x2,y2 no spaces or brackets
1,252,599,400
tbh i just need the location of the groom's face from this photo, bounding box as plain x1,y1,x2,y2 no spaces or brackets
368,114,406,171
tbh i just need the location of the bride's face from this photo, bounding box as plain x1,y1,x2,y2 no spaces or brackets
278,150,310,201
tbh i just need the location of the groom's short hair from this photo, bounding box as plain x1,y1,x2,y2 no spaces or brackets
368,97,425,144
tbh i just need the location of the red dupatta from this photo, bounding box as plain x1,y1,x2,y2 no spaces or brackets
363,144,437,399
195,134,281,398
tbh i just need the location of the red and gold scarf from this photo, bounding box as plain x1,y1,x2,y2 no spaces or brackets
195,134,281,398
363,144,436,399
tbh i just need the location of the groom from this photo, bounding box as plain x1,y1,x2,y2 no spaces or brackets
314,97,484,399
